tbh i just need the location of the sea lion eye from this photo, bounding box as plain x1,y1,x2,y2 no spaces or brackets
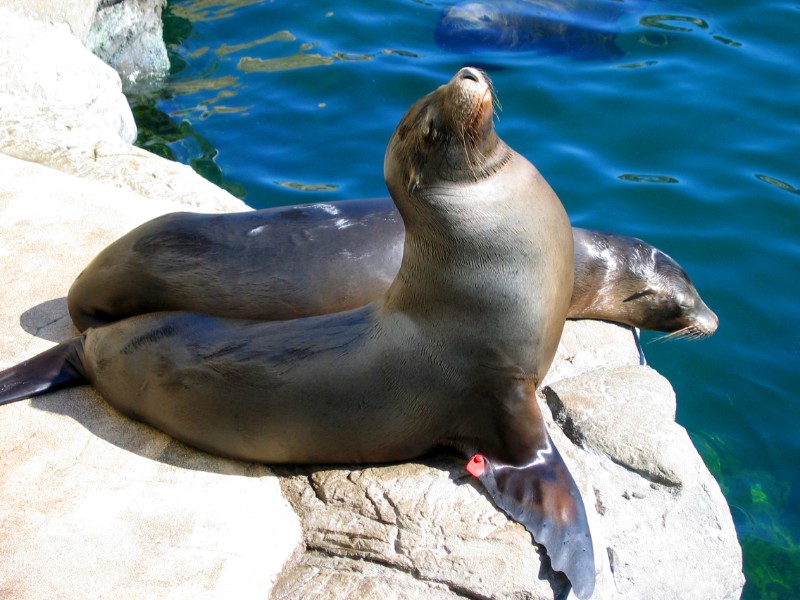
675,293,693,309
623,289,654,303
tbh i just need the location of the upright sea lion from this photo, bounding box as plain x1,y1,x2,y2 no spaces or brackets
67,198,718,338
1,69,595,597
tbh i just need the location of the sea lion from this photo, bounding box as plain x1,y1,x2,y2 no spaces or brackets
434,0,646,60
67,198,718,338
572,229,718,338
1,69,595,598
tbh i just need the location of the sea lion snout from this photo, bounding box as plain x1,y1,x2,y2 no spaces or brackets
668,298,719,339
695,305,719,336
458,66,481,82
445,67,493,114
456,66,494,107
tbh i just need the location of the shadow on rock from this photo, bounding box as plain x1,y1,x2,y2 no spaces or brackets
20,297,76,342
29,387,270,478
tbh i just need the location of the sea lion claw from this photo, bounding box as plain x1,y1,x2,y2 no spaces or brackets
467,439,596,599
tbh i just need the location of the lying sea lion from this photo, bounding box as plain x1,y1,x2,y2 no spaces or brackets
67,198,718,339
1,69,595,597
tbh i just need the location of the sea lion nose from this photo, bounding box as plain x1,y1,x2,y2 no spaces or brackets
459,67,482,82
699,306,719,335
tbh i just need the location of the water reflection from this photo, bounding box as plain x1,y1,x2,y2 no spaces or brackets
216,31,296,56
130,93,246,198
170,0,266,22
640,14,709,32
275,181,340,192
616,59,659,69
238,45,335,73
756,174,800,195
639,12,741,47
619,174,680,184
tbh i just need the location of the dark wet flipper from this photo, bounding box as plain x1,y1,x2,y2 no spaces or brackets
0,337,87,406
466,436,595,599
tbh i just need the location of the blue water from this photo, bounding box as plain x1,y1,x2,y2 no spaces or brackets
137,1,800,597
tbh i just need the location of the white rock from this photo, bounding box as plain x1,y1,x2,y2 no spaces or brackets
0,9,246,212
0,8,135,143
0,0,97,42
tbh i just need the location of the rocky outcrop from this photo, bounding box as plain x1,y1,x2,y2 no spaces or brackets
0,5,744,599
0,8,241,211
2,0,169,83
87,0,170,83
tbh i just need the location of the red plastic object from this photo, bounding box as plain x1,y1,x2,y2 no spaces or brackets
466,454,486,477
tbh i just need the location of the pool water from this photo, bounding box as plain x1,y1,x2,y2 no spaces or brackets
131,1,800,597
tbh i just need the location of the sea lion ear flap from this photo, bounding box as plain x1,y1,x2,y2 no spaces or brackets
466,439,596,600
408,172,420,196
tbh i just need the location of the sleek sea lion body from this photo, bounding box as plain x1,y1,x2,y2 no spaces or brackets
1,70,595,597
434,0,646,60
67,198,718,338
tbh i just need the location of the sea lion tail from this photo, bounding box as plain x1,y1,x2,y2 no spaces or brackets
466,436,596,599
0,337,88,406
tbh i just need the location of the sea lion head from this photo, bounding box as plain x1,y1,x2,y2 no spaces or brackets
615,247,719,338
572,231,719,338
384,67,513,210
638,251,719,339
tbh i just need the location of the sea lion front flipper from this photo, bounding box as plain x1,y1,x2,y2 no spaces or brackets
466,437,595,599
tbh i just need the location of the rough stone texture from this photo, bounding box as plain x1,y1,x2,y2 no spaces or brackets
0,6,744,600
545,365,685,487
0,0,97,42
543,319,643,387
272,459,562,600
0,8,135,144
1,0,170,83
87,0,170,83
0,10,240,212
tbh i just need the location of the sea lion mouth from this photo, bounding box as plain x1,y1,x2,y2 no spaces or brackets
655,308,719,340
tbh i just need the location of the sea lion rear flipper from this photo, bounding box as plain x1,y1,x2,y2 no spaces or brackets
0,338,87,406
466,437,595,599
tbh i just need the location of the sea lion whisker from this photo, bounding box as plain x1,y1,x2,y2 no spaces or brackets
651,331,682,343
652,325,708,343
461,131,477,180
491,85,502,116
